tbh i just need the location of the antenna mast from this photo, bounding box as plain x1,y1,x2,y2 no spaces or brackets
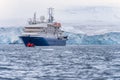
48,8,54,23
33,12,37,24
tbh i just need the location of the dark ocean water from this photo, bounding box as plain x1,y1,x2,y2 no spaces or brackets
0,45,120,80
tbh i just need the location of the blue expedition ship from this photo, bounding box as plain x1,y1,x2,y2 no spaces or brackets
20,8,67,47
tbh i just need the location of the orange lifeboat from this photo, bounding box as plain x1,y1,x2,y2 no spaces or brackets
27,42,35,47
53,22,61,27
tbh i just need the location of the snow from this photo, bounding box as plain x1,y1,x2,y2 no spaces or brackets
1,6,120,45
66,32,120,45
61,6,120,25
0,27,22,44
1,27,120,45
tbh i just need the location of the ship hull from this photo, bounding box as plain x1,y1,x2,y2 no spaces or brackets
19,36,67,46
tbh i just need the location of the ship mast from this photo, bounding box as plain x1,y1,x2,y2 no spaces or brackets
33,12,37,24
48,8,54,23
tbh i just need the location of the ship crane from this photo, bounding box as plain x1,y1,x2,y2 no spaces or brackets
48,8,54,23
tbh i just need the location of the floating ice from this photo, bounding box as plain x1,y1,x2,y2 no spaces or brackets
64,51,72,53
41,49,54,51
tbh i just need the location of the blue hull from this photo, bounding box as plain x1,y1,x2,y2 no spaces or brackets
19,36,67,46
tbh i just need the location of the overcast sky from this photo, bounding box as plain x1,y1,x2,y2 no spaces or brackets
0,0,120,26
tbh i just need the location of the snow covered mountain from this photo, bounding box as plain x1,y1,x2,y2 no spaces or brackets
58,6,120,36
1,6,120,45
61,6,120,25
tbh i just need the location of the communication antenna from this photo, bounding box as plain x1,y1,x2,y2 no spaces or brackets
48,8,54,23
33,12,37,24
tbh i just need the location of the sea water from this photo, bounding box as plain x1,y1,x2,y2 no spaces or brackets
0,44,120,80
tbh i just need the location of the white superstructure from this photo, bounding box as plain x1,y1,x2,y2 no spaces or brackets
22,8,65,39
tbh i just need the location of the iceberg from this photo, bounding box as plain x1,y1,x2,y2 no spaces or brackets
0,27,22,44
66,32,120,45
0,27,120,45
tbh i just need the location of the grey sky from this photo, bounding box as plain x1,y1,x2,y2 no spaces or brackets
0,0,120,26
